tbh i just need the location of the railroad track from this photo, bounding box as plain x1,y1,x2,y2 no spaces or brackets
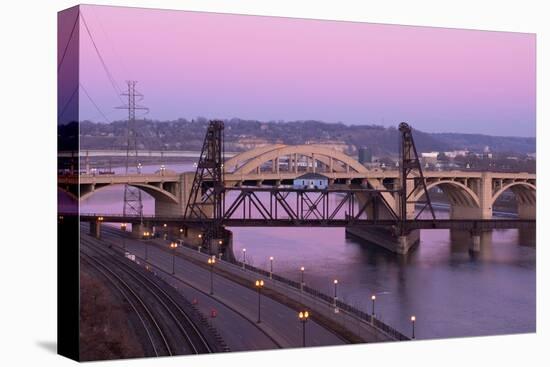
80,251,172,357
87,225,284,349
80,237,222,356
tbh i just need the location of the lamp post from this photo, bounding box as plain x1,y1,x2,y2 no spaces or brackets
208,256,216,295
333,279,338,306
411,315,416,339
137,162,142,174
255,279,264,323
170,242,178,274
371,295,376,317
298,310,310,347
198,234,202,252
144,234,149,260
269,256,274,279
300,266,305,291
242,248,247,269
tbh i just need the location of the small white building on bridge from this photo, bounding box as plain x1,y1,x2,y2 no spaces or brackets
293,172,329,189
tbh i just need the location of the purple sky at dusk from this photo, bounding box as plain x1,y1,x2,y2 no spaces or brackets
75,5,535,137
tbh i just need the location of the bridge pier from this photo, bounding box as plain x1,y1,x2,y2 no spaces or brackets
469,230,492,253
518,203,536,220
345,226,420,255
449,228,492,253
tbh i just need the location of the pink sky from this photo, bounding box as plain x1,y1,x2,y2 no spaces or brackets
74,5,535,136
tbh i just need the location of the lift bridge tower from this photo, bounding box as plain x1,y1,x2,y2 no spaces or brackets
184,120,226,254
117,81,149,220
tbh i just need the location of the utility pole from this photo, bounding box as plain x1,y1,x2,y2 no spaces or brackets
117,81,148,220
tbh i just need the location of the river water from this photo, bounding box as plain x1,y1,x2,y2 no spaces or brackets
79,163,536,340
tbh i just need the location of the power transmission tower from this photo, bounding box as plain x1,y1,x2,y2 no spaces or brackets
117,81,149,220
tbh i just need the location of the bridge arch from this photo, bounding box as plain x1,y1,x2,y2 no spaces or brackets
412,180,481,208
79,183,179,204
225,144,287,172
232,145,369,175
491,182,536,207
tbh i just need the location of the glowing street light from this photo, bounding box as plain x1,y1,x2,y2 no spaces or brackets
298,310,310,347
137,162,142,174
371,295,376,317
242,248,247,269
170,242,178,274
208,256,216,295
255,279,265,323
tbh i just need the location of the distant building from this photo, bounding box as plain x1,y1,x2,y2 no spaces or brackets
293,173,329,190
421,151,439,165
358,147,372,164
444,150,469,158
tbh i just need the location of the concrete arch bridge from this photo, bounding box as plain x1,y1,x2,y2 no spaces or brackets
59,144,535,221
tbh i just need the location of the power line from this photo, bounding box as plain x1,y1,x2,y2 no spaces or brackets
79,82,111,123
58,85,79,120
80,11,124,104
57,9,80,72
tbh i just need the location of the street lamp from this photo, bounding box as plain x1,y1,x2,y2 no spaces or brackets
208,256,216,295
300,266,305,291
160,164,166,175
269,256,274,279
333,279,338,306
170,242,178,274
255,279,265,323
242,248,247,269
298,310,310,347
137,162,142,174
198,234,202,252
144,233,149,260
371,295,376,317
411,315,416,339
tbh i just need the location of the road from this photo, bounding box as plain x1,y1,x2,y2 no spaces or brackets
87,225,347,350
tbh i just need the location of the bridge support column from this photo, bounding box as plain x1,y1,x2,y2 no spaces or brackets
449,229,492,253
469,230,492,253
345,226,420,255
518,203,536,220
470,232,481,252
518,228,536,247
89,221,101,239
